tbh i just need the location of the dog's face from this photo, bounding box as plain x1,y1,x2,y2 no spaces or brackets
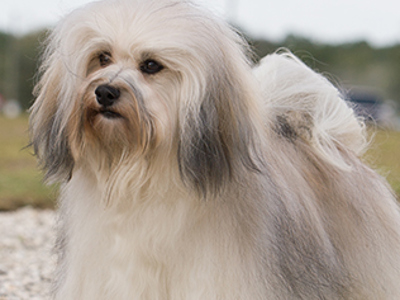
30,0,262,195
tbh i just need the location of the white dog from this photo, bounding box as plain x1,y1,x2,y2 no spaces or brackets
30,0,400,299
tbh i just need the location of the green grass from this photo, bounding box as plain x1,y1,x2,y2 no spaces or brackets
0,115,56,210
364,129,400,198
0,115,399,210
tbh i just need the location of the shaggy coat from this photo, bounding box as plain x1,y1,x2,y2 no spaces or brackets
30,0,400,299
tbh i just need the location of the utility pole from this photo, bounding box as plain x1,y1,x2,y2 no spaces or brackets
226,0,239,25
5,13,19,103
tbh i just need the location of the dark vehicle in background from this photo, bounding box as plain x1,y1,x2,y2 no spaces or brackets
346,88,399,129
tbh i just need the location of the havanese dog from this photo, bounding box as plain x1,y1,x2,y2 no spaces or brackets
30,0,400,299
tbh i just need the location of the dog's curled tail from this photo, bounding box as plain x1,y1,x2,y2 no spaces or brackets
254,50,367,170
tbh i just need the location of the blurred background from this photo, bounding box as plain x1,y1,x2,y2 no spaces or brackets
0,0,399,210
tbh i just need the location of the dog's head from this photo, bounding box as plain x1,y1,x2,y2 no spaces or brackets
30,0,263,195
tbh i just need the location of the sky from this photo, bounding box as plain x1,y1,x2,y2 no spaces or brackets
1,0,400,47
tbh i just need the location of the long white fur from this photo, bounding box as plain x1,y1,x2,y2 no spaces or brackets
29,0,400,299
254,50,367,169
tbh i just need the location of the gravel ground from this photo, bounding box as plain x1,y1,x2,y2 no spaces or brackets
0,207,56,300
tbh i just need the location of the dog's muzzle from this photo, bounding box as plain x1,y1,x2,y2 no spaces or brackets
95,84,122,119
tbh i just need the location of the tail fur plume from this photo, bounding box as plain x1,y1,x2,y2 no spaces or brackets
254,50,367,169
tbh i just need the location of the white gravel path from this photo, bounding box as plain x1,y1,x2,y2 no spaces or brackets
0,207,56,300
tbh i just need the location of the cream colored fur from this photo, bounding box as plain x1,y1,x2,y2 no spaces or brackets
30,0,400,299
254,50,367,169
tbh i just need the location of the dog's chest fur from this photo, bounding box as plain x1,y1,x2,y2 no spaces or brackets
55,171,267,300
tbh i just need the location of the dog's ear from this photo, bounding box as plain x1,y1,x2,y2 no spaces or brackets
29,54,75,184
178,61,263,197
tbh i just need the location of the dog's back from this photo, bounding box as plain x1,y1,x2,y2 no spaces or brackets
254,52,400,298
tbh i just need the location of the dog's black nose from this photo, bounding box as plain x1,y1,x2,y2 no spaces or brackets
95,85,120,107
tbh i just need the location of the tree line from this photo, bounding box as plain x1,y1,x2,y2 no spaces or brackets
0,29,399,110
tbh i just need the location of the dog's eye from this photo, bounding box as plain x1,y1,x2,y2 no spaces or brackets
140,60,164,75
99,52,112,67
